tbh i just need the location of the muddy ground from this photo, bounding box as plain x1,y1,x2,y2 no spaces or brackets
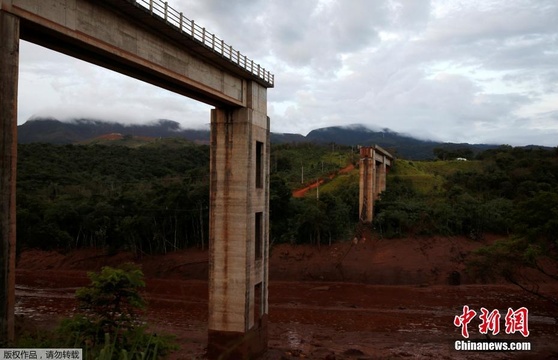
15,236,558,359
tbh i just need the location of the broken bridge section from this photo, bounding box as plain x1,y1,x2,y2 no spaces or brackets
0,0,273,357
359,145,393,223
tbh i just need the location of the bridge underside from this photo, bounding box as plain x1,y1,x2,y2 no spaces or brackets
0,1,271,358
8,0,249,107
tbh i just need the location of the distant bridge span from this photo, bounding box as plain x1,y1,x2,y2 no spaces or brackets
0,0,273,358
359,145,393,223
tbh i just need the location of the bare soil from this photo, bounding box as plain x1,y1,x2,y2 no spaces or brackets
15,235,558,359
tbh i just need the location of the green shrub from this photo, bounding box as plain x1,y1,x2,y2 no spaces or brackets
75,263,146,334
17,264,177,359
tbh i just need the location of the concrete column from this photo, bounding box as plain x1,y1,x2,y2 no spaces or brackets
208,81,269,359
358,148,375,223
360,146,392,223
377,160,387,195
358,158,365,221
373,159,381,201
0,10,19,344
369,158,376,218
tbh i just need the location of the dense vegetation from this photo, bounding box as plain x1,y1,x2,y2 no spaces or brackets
17,140,210,254
16,141,360,253
375,145,558,289
269,143,359,245
375,146,558,241
16,139,558,281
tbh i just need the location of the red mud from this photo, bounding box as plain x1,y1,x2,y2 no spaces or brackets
15,236,558,359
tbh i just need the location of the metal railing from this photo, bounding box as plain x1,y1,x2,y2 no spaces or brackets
133,0,274,87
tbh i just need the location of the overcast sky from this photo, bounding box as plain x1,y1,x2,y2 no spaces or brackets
18,0,558,146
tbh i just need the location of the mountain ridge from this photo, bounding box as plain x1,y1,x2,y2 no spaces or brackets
18,117,510,160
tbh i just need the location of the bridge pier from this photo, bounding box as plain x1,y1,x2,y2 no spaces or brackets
0,10,19,344
208,82,269,359
359,146,393,223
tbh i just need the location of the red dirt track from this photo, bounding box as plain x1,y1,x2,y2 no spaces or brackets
15,237,558,359
292,164,355,198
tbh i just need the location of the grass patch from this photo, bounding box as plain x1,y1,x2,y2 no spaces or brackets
388,159,483,195
414,159,483,176
319,171,359,194
389,160,440,195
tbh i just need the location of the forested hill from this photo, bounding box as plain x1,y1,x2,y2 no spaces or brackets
18,118,211,145
304,125,500,159
17,118,510,160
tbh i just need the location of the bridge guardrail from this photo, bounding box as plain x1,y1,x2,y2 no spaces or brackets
134,0,274,87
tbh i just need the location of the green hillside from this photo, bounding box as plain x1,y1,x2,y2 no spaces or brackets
15,137,558,285
375,146,558,258
308,157,483,198
271,143,357,188
388,159,483,195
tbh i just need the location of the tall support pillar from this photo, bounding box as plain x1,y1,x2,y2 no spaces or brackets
377,160,387,196
358,147,375,223
208,81,269,359
0,10,19,345
373,160,380,201
359,146,393,223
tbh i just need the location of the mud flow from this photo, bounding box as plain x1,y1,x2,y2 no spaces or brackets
15,244,558,359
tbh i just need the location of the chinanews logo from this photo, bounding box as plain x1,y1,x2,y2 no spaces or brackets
453,305,532,352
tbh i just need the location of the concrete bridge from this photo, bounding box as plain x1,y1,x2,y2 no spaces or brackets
0,0,273,358
359,145,393,223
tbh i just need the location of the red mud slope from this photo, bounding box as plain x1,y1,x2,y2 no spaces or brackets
18,235,551,286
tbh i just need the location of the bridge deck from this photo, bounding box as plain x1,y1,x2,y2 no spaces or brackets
114,0,274,88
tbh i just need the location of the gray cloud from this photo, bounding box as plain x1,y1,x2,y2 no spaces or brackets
16,0,558,146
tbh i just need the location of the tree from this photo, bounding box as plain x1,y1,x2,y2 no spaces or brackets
75,263,146,334
270,175,291,243
433,147,474,161
57,264,177,359
513,190,558,244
